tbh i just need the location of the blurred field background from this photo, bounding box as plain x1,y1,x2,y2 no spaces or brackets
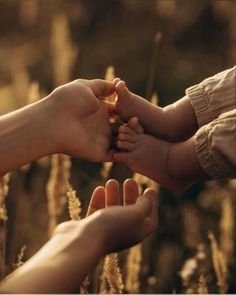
0,0,235,293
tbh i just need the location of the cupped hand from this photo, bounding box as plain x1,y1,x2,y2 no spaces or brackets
84,179,158,254
54,179,158,255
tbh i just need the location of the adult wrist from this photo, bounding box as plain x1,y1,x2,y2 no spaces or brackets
0,222,105,293
0,97,58,175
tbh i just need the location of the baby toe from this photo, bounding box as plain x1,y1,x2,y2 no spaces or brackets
118,133,136,143
119,125,136,137
117,140,135,151
128,117,144,134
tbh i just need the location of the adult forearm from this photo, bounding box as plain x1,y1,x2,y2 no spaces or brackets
0,227,103,293
0,97,56,175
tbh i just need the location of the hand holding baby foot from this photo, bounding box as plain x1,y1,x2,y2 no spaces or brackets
0,79,117,175
49,79,116,161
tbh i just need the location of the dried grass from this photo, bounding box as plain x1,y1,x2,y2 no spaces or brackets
50,13,78,86
66,182,82,221
150,92,159,106
13,246,26,270
66,182,89,293
220,191,234,267
102,253,124,294
125,244,142,293
146,32,162,100
0,174,10,279
0,174,10,222
101,66,116,179
208,231,227,294
46,154,71,236
180,243,208,294
197,275,208,294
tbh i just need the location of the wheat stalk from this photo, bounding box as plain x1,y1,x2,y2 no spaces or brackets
66,182,90,293
0,174,10,221
0,174,10,279
197,274,208,294
150,92,159,106
101,162,113,180
51,13,78,86
66,182,81,221
180,257,198,290
99,276,107,293
13,245,26,270
105,65,115,82
146,32,162,100
100,65,116,179
11,56,30,106
102,253,124,294
125,243,142,293
133,172,159,193
208,231,227,293
220,191,234,267
47,154,71,236
27,81,40,104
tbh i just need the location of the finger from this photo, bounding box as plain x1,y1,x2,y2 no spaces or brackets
88,79,115,98
105,101,118,118
86,186,105,216
134,194,152,219
123,178,139,205
105,179,120,206
143,188,158,220
140,188,158,235
117,140,135,151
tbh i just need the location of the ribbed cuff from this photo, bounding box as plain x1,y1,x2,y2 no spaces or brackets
186,84,213,128
195,125,224,179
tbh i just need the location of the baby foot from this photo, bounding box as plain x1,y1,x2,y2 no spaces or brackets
113,79,164,138
115,117,190,190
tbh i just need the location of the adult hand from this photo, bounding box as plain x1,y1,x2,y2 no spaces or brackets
0,79,116,176
54,179,158,255
84,178,158,253
0,179,158,293
48,79,116,161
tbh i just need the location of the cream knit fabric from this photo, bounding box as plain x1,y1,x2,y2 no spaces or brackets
186,66,236,179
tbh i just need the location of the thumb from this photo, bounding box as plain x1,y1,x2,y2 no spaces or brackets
138,188,158,238
134,194,153,219
143,188,158,222
88,79,115,98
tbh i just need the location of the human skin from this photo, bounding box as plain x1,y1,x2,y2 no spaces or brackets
114,78,198,142
0,79,116,176
0,179,158,293
115,117,208,190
